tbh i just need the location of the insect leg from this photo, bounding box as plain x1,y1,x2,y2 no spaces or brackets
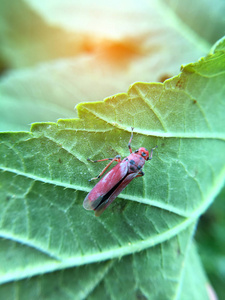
88,155,121,181
128,127,134,153
148,145,158,160
135,170,145,178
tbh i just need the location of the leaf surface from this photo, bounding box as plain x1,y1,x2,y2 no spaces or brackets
0,37,225,298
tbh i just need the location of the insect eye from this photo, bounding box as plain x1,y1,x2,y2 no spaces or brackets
134,150,138,153
142,152,146,156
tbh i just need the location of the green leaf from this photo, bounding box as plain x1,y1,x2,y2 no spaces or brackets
1,224,201,300
196,184,225,300
0,37,225,298
180,242,209,300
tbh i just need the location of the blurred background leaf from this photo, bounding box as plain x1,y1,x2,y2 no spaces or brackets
0,0,220,131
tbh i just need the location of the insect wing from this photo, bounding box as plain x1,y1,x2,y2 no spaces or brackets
94,172,138,216
83,192,102,211
83,160,129,212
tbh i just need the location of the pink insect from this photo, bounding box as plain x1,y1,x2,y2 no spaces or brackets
83,128,157,216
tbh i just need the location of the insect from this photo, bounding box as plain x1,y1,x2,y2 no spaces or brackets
83,128,157,216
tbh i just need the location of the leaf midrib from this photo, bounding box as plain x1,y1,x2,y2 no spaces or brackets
77,107,225,140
